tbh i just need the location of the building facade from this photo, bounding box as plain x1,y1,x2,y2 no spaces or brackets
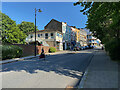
79,29,87,46
44,19,72,50
71,27,87,47
26,29,63,50
87,34,97,46
71,27,76,49
26,19,92,51
44,19,88,49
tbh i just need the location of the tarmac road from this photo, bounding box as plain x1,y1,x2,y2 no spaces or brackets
1,50,94,88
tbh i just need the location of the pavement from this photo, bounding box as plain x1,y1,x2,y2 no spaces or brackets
78,49,118,88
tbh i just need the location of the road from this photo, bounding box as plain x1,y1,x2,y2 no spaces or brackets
1,50,94,88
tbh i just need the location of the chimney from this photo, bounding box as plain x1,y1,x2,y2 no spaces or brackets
64,22,67,24
73,26,76,28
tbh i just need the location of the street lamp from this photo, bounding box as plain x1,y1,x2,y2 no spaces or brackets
35,8,42,56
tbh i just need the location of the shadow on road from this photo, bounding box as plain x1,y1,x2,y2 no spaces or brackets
1,52,93,79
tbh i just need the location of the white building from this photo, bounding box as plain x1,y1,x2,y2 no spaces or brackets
26,29,63,50
62,22,72,50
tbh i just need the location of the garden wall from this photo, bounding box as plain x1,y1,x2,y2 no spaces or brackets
10,44,50,56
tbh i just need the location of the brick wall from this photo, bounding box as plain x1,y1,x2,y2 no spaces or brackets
37,46,50,54
10,44,51,56
10,44,35,56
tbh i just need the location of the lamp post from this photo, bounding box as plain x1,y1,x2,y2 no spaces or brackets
35,8,42,56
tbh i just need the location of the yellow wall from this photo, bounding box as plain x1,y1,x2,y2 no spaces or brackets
74,28,79,42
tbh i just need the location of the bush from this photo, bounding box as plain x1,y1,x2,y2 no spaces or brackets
105,38,120,60
2,45,23,60
67,47,70,50
49,47,56,53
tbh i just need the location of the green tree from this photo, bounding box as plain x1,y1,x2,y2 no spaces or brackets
17,21,38,35
1,12,26,44
5,27,26,44
74,2,120,43
74,2,120,60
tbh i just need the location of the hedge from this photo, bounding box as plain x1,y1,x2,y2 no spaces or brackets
2,45,23,60
105,38,120,60
49,47,56,53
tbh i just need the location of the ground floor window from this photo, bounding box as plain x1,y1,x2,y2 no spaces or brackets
45,33,48,39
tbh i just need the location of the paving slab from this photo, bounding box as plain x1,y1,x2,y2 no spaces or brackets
78,49,118,88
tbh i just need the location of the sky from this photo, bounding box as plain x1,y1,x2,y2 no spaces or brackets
2,2,88,30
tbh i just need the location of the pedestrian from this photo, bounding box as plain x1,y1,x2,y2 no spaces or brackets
102,46,104,50
39,48,45,60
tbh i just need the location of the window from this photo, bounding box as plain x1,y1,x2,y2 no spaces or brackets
51,33,54,38
30,34,33,38
63,33,65,40
62,26,66,32
51,33,53,36
69,28,71,33
41,34,42,36
45,33,48,39
66,34,68,40
38,34,40,37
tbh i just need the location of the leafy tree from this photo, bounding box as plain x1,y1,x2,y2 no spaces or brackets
74,2,120,43
74,2,120,60
17,21,38,35
1,12,26,44
4,27,26,44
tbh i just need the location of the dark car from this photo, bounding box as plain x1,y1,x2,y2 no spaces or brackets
85,46,89,49
88,45,93,49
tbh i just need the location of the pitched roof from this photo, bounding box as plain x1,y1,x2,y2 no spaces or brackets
44,19,62,29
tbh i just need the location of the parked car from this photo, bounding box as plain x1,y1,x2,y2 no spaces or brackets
80,46,85,50
83,46,86,50
93,45,96,48
88,45,93,49
85,46,89,49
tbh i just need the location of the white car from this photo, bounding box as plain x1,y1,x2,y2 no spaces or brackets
80,46,85,50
